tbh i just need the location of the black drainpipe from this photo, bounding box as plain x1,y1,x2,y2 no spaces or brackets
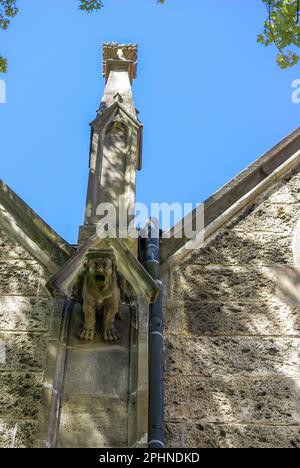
141,218,165,449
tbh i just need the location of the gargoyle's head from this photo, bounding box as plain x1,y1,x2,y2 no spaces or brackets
86,253,116,286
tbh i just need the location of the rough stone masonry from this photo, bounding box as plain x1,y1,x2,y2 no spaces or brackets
0,225,54,447
163,165,300,448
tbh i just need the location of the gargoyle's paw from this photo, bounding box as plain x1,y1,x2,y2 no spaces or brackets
103,325,121,342
79,328,95,341
116,309,125,321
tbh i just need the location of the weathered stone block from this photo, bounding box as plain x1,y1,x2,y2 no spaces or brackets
278,169,300,203
165,422,300,448
0,226,31,259
0,296,52,331
0,419,37,448
228,202,300,234
63,347,129,397
267,181,300,204
162,270,171,304
58,397,128,448
165,421,187,448
0,372,43,418
165,376,300,425
0,332,47,371
188,231,292,266
170,266,276,303
276,266,300,304
0,260,45,296
11,420,38,448
42,339,60,385
48,296,64,339
0,419,13,448
165,336,300,378
163,300,300,336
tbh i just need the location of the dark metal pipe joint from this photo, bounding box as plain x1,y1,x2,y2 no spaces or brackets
142,219,165,449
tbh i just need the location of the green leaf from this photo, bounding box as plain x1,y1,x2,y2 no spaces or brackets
259,0,300,69
0,55,7,73
1,0,299,72
79,0,104,13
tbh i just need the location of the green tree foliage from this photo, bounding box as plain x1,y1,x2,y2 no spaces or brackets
79,0,104,13
258,0,300,69
0,0,18,72
0,0,299,73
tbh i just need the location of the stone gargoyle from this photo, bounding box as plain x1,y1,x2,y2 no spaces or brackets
79,250,124,342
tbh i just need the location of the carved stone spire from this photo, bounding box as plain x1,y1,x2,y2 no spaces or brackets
79,43,143,254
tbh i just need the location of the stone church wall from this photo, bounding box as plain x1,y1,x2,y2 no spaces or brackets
163,166,300,448
0,225,55,448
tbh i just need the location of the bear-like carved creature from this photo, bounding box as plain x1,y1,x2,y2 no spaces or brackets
79,252,121,342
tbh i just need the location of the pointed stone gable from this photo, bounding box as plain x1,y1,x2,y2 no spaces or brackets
0,181,74,273
47,224,159,304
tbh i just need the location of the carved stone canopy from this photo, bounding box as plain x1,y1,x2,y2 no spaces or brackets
102,43,138,82
47,223,159,304
86,249,115,261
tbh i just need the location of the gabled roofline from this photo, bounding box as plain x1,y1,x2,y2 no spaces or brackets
161,126,300,270
0,180,74,273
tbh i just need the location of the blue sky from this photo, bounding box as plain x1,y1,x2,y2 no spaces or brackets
0,0,299,243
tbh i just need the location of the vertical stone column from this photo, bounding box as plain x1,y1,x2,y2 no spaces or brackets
80,44,143,256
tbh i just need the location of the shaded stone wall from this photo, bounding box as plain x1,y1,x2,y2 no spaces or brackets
163,166,300,448
56,304,132,448
54,296,149,448
0,225,55,448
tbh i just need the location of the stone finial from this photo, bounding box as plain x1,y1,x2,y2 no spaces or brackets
102,43,138,81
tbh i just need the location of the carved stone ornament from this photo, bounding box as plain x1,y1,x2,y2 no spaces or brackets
79,250,122,342
102,43,138,80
